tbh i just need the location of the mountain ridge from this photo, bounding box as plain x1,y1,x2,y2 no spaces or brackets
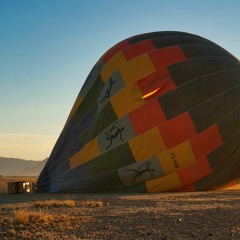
0,157,47,176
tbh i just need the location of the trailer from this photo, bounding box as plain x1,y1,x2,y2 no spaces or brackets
7,181,36,194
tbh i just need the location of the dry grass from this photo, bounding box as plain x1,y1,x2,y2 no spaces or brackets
34,199,77,208
1,198,105,238
1,201,89,240
80,199,105,207
0,196,106,239
13,209,54,224
33,198,106,208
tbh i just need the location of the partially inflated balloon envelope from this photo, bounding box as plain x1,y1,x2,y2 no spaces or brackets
37,31,240,193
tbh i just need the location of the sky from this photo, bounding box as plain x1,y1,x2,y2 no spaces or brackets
0,0,240,161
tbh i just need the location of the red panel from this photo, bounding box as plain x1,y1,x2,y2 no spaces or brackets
137,68,176,100
178,157,212,186
122,39,156,60
129,99,166,134
148,45,186,69
158,112,197,148
102,39,129,63
190,124,223,160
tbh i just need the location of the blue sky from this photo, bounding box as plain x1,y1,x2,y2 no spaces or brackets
0,0,239,160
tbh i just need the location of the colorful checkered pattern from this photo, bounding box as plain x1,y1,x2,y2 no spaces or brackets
38,31,240,193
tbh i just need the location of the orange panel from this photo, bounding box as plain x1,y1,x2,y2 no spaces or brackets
146,172,182,192
190,124,223,160
148,46,186,69
102,39,129,63
158,112,197,148
159,141,196,175
110,84,145,118
101,52,126,82
69,139,101,169
129,98,166,134
129,127,166,162
119,53,156,85
122,39,156,60
178,157,212,186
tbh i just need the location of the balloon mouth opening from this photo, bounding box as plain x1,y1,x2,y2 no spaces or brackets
141,87,162,99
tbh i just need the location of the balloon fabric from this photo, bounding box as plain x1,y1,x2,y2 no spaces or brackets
37,31,240,193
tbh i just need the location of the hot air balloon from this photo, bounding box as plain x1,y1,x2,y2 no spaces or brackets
37,31,240,193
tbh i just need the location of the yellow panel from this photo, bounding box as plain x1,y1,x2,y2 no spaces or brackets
110,83,145,118
64,96,83,128
159,141,196,175
69,139,101,169
100,52,126,82
146,172,182,192
119,53,156,85
129,127,166,162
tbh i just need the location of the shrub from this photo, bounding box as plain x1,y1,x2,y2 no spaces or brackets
81,200,104,207
34,199,76,208
13,210,53,224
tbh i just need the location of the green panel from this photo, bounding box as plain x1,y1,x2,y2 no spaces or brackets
168,57,240,87
77,171,124,192
129,31,195,44
159,70,240,121
195,132,240,190
80,101,118,144
85,143,136,176
180,44,231,59
207,130,240,170
80,60,105,98
152,35,212,49
217,107,240,141
190,84,240,133
73,75,105,123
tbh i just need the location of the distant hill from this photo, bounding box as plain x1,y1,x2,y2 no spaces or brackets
0,157,47,176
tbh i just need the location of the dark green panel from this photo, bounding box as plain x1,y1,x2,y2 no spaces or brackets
85,143,135,176
37,168,51,193
190,84,240,133
80,101,118,144
43,102,118,181
180,44,231,59
129,31,194,44
73,75,105,122
217,107,240,141
44,102,118,182
76,171,124,192
195,132,240,190
168,57,240,87
207,130,240,170
158,70,240,120
79,60,105,98
152,35,212,49
49,170,123,193
195,159,240,191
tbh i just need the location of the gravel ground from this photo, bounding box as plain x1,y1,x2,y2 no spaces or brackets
0,191,240,240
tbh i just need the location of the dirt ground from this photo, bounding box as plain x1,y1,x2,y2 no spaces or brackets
0,190,240,240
